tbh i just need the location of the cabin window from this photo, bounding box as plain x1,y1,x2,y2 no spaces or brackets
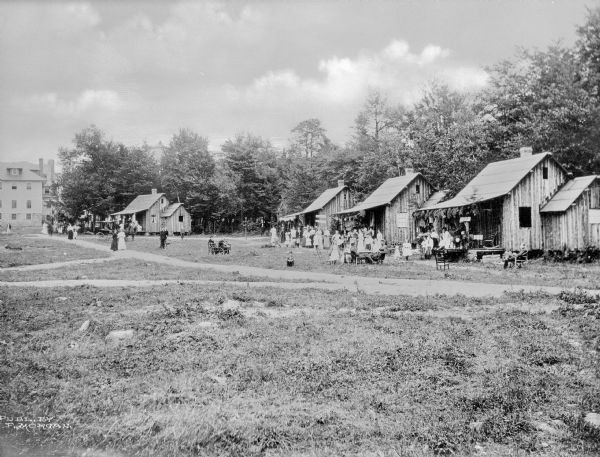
12,185,17,190
26,214,31,220
11,214,16,220
45,188,50,194
26,200,31,209
11,200,16,209
519,206,532,228
415,184,420,194
151,214,156,223
178,215,184,222
26,183,31,190
543,167,548,179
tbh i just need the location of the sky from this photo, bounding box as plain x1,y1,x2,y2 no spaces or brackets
0,0,598,163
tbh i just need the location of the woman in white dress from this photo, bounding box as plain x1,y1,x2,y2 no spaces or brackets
117,229,127,250
329,231,341,263
357,229,365,251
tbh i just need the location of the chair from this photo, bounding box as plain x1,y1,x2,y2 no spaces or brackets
515,251,528,268
208,239,219,255
435,250,450,270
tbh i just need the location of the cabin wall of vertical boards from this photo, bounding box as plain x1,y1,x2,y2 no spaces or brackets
384,175,435,243
164,206,192,235
316,188,354,229
542,179,600,250
144,199,167,234
502,156,567,251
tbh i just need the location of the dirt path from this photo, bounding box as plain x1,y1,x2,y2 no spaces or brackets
6,235,597,298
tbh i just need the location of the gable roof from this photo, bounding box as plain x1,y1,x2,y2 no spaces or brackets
280,211,303,221
161,202,184,217
540,176,598,213
338,173,421,214
302,185,347,214
419,190,450,210
0,162,45,181
112,193,165,215
426,152,554,210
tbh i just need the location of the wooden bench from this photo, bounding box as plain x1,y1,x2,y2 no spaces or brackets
435,250,450,270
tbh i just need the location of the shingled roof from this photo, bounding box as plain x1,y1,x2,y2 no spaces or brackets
112,192,164,216
338,173,420,214
161,202,183,217
302,185,347,214
0,162,45,181
426,152,554,210
540,176,598,213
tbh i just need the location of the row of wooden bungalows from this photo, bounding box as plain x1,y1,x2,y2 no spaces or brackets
289,148,600,252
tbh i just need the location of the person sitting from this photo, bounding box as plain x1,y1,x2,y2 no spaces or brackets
286,251,294,267
504,243,528,268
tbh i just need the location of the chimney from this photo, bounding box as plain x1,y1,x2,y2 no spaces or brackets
519,146,533,158
38,158,44,176
404,167,415,175
151,188,157,195
48,159,55,183
337,179,345,187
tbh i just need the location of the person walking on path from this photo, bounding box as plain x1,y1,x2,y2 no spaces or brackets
159,227,168,249
110,228,118,251
117,228,126,250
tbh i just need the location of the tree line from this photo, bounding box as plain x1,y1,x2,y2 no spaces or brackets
57,8,600,232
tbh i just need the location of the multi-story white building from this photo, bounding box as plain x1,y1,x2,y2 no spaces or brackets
0,159,56,229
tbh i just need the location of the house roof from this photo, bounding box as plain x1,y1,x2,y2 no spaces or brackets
419,190,450,210
338,173,420,214
0,162,45,181
540,175,598,213
302,185,347,214
426,152,553,210
112,193,164,215
280,211,303,221
161,202,184,217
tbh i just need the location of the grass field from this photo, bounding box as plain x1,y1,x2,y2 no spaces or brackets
1,284,599,456
81,234,600,290
0,234,108,268
0,258,304,283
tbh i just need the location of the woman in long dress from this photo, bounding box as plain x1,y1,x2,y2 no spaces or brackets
314,228,323,255
329,231,340,263
117,229,126,250
110,229,118,251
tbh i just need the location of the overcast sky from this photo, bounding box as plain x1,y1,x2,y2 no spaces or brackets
0,0,597,163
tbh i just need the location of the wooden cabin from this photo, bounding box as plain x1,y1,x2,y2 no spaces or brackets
111,189,170,234
161,202,192,235
415,149,569,251
301,180,354,229
540,176,600,250
338,171,435,243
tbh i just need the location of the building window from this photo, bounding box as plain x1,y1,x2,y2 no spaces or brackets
12,185,17,190
26,214,31,220
543,167,548,180
27,182,32,190
11,200,16,209
11,214,16,220
519,206,532,228
45,188,50,194
151,214,156,223
415,184,420,194
27,200,31,209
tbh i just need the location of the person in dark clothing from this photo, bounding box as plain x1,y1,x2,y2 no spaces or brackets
110,228,118,251
159,227,168,249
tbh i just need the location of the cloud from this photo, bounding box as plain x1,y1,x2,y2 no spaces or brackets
232,39,488,107
17,90,124,117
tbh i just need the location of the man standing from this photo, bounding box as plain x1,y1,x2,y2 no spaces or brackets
160,226,168,249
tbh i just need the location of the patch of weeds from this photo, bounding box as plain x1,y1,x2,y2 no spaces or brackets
217,308,245,322
558,287,600,304
504,289,555,303
231,291,252,302
438,345,474,374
